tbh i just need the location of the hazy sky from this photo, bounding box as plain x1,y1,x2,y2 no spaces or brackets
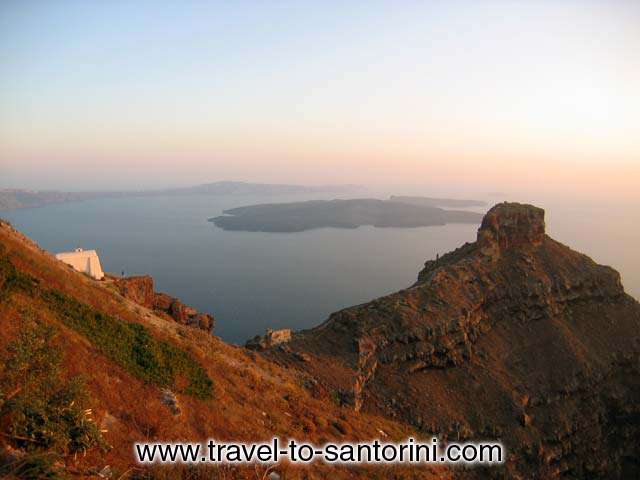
1,1,638,198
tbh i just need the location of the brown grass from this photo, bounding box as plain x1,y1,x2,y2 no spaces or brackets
0,221,446,479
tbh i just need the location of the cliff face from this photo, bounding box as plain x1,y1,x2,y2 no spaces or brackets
273,203,640,479
112,275,215,332
113,275,155,307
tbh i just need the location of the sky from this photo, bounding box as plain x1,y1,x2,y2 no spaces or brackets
1,0,639,199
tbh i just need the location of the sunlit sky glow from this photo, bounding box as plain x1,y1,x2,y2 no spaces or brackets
1,0,638,198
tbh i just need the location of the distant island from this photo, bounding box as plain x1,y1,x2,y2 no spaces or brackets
0,181,360,211
389,195,485,208
0,189,101,211
209,197,484,232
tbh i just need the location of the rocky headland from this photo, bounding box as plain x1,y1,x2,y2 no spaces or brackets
266,202,640,478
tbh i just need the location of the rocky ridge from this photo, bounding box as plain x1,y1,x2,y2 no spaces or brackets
270,202,640,478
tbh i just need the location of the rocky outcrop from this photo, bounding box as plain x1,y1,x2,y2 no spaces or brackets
162,297,215,332
477,201,545,253
114,275,155,308
160,389,181,416
246,328,292,350
271,202,640,479
113,275,215,333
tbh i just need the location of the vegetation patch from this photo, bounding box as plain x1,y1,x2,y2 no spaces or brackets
0,321,107,478
42,290,213,399
0,247,36,299
0,252,213,399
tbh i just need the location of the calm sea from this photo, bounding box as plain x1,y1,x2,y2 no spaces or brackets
3,192,639,344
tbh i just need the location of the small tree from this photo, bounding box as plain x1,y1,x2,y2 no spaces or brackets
0,320,107,477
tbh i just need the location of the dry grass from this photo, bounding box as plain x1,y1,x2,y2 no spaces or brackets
0,221,447,479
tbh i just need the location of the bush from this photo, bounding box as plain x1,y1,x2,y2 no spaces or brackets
0,451,64,480
0,248,36,300
0,321,106,461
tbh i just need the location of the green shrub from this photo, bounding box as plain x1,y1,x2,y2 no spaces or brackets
0,249,36,299
0,451,65,480
42,290,213,399
0,321,106,458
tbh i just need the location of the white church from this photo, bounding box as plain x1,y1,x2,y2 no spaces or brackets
55,248,105,280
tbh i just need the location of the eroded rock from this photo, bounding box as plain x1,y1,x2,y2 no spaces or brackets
113,275,215,333
246,328,292,350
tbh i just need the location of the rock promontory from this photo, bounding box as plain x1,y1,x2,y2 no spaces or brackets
267,202,640,479
477,202,545,253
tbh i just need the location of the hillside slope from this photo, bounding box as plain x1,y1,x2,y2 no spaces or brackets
0,220,441,479
270,203,640,478
3,202,639,479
